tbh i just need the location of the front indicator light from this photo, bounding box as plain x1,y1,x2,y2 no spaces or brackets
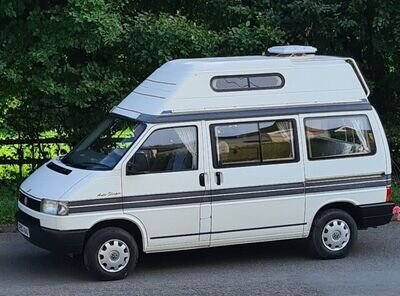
57,202,69,216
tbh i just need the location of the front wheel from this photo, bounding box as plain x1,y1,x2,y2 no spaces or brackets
309,209,358,259
83,227,139,281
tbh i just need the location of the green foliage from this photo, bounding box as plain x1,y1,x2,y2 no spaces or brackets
393,184,400,205
0,0,284,143
0,178,20,224
0,194,17,224
123,13,220,81
0,1,400,224
1,1,399,144
267,0,400,117
0,0,126,143
386,126,400,164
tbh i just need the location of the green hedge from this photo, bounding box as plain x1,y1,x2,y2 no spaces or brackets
0,185,18,224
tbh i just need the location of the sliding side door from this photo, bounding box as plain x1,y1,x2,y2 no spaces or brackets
206,116,306,246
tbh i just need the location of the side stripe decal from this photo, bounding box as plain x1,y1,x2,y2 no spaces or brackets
150,222,307,240
67,174,390,214
306,174,389,187
305,180,388,194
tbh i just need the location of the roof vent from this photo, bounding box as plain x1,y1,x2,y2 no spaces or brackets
267,45,317,56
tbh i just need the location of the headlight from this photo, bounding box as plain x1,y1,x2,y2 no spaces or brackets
41,199,69,216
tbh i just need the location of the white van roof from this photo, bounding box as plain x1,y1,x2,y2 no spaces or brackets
112,53,371,123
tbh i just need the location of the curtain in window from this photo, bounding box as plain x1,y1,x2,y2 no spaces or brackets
276,121,292,142
345,117,369,152
175,127,197,168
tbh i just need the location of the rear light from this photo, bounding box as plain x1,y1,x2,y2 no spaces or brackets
386,186,392,202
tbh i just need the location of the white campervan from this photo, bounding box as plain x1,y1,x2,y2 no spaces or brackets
17,46,394,280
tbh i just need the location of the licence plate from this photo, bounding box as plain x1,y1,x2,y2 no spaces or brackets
17,222,30,238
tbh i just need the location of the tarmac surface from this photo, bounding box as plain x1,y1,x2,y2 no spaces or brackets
0,223,398,295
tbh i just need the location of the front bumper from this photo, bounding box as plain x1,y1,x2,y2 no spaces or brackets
16,210,86,254
357,202,394,228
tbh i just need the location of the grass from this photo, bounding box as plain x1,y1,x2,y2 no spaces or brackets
0,185,18,225
392,184,400,205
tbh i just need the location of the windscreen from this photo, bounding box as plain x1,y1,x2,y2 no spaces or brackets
62,115,146,170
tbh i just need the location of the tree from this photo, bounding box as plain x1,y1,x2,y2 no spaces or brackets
0,0,282,144
0,0,399,159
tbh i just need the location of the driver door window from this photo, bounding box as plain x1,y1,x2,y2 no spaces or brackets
127,126,198,174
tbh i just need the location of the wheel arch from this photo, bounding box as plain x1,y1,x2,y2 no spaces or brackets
311,201,363,230
85,216,148,252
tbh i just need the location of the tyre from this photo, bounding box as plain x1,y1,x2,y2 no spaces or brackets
83,227,139,281
308,209,358,259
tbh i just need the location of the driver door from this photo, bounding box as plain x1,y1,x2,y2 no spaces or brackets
121,122,210,251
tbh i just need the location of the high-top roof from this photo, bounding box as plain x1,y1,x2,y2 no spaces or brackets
112,54,370,121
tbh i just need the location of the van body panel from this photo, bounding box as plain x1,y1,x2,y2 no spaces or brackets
371,108,392,175
199,121,212,243
121,121,210,250
66,170,122,204
205,115,306,245
119,60,367,116
20,160,91,200
300,110,390,233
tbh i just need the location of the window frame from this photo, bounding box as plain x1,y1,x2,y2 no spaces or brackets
303,114,377,161
210,118,300,169
126,125,199,175
210,73,285,92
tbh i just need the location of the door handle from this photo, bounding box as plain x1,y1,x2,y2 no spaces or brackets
216,172,222,185
199,173,205,187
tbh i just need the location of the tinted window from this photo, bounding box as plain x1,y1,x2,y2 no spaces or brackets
62,116,145,170
249,75,283,89
260,120,295,162
211,74,284,92
305,115,376,160
213,120,296,168
212,77,248,91
132,126,197,173
214,123,260,166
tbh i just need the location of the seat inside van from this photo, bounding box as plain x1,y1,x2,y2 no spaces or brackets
309,137,363,158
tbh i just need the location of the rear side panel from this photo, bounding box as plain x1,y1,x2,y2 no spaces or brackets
300,110,389,235
371,107,392,175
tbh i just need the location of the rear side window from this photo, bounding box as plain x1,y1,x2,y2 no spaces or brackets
304,115,376,160
212,119,297,168
211,73,284,92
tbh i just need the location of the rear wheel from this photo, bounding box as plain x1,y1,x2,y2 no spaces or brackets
84,227,139,281
309,209,357,259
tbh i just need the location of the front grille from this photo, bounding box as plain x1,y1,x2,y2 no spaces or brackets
19,192,41,212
